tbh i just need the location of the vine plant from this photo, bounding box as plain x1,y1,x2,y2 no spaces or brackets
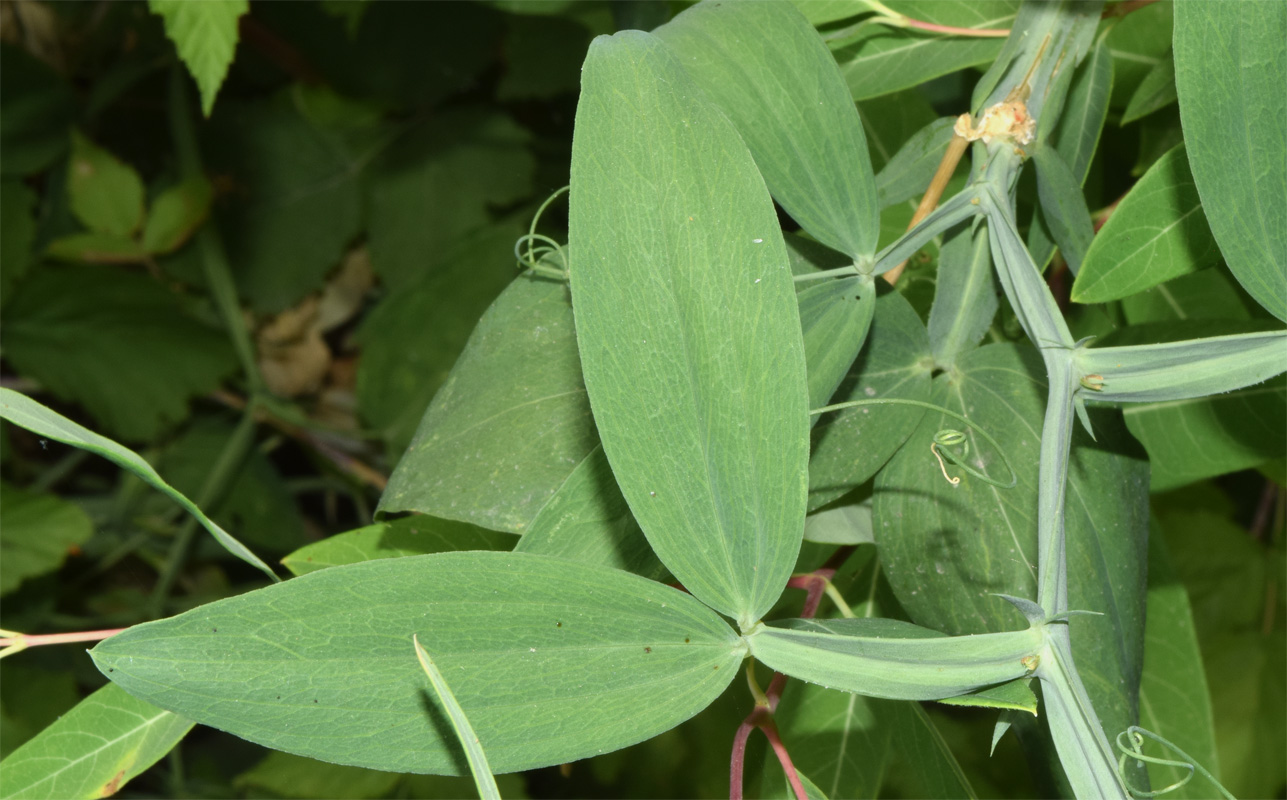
1,1,1283,799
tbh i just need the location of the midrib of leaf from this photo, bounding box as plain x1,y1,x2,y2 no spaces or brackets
427,389,587,447
1081,200,1206,295
12,706,180,796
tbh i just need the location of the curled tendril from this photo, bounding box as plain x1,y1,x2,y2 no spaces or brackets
514,185,570,280
1115,726,1235,800
810,398,1018,489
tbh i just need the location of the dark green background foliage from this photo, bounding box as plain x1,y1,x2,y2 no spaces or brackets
0,1,1282,799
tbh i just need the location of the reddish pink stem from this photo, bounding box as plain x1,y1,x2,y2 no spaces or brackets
761,716,809,800
899,17,1010,37
0,628,125,648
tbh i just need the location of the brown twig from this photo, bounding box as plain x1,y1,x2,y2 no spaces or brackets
883,134,970,286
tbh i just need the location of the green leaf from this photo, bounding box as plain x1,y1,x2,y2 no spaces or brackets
654,0,879,260
366,111,535,291
1031,144,1094,275
939,677,1037,715
158,418,307,553
1137,527,1220,799
0,482,93,595
141,175,213,255
0,665,80,759
377,273,595,533
1073,145,1220,304
149,0,248,116
357,219,528,461
1128,379,1286,491
412,636,501,800
497,14,592,101
809,288,933,509
92,552,743,775
0,178,37,298
0,683,193,800
514,446,666,579
0,46,77,178
872,344,1149,752
66,130,145,238
857,88,938,174
830,1,1019,101
282,515,514,577
799,276,876,413
1121,268,1266,325
0,266,238,442
1079,329,1287,403
746,618,1042,701
204,95,364,312
788,0,874,27
0,389,278,583
1174,0,1287,322
1121,49,1176,124
803,501,873,546
928,220,997,368
875,117,957,209
1105,0,1171,108
569,31,809,627
233,752,400,800
44,231,148,264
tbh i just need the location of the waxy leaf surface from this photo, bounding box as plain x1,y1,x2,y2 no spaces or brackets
93,552,742,775
654,0,878,260
1174,0,1287,321
569,31,809,626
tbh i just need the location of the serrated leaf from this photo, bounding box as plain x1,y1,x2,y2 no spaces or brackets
808,288,933,509
282,515,514,577
92,552,742,775
366,111,535,291
141,175,213,254
872,344,1149,758
66,130,145,238
1174,0,1287,321
1137,527,1220,799
0,389,278,582
1073,145,1220,303
654,0,879,259
377,273,595,533
0,266,238,442
150,0,248,116
830,1,1018,101
0,481,93,595
569,31,809,627
1121,48,1176,124
747,618,1042,701
204,95,363,312
0,683,193,800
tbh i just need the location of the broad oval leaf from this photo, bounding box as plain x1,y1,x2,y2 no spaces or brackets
654,0,879,260
0,683,193,800
281,515,515,577
378,274,596,534
1174,0,1287,321
92,552,743,775
1072,145,1219,304
569,31,810,627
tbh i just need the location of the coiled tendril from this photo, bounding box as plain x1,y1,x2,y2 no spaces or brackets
1115,726,1234,799
810,398,1018,489
514,185,570,280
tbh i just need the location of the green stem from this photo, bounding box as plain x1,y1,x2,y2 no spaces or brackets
872,191,982,276
167,66,265,398
147,409,257,616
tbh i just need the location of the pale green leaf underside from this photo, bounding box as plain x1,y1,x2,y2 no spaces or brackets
1073,145,1219,304
655,0,879,259
569,31,810,627
0,683,192,800
150,0,248,116
280,515,514,577
747,618,1041,700
92,552,742,775
1173,0,1287,321
0,388,277,582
